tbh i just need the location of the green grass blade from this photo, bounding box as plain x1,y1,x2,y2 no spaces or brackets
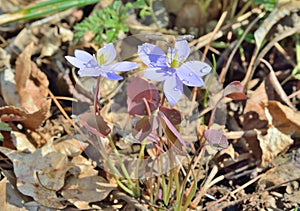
0,0,99,26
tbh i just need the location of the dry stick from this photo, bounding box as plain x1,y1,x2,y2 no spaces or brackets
209,176,300,210
188,11,228,117
288,88,300,99
191,165,220,206
260,58,296,110
201,11,228,62
111,190,149,211
48,90,85,139
205,173,264,210
274,42,296,67
49,96,78,102
242,26,300,90
219,12,265,83
189,8,263,50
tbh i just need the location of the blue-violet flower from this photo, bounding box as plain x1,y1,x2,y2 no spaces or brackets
138,40,211,105
65,43,138,80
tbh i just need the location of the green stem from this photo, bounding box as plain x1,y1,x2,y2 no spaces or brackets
134,139,147,196
0,0,99,25
202,54,217,124
174,168,181,211
147,0,160,29
108,136,137,195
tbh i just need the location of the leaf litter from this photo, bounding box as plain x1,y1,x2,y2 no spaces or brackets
0,0,300,210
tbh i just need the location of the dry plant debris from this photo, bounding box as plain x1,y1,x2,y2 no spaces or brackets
0,0,299,210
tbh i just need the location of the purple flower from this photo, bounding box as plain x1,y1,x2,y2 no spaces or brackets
65,43,138,80
138,40,211,105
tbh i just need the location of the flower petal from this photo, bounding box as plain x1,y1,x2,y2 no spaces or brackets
65,56,85,68
144,67,169,82
163,76,183,106
176,63,204,87
181,61,211,78
105,72,123,80
97,43,116,65
174,40,190,61
105,61,138,72
138,43,167,67
74,50,94,61
78,67,101,77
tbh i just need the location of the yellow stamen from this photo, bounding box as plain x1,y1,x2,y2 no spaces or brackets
98,53,105,65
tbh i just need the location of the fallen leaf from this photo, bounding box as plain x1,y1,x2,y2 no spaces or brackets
0,67,21,107
256,126,294,167
62,175,116,210
53,138,88,158
15,42,50,113
0,140,70,209
243,80,269,131
62,155,116,209
265,101,300,136
11,131,36,153
0,102,51,130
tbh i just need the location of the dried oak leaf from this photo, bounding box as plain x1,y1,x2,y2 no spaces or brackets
265,100,300,136
243,80,269,130
0,140,70,209
62,175,116,210
15,42,50,114
256,126,293,167
0,103,51,130
62,155,116,209
258,160,300,189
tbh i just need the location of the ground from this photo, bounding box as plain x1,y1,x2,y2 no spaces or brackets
0,0,299,210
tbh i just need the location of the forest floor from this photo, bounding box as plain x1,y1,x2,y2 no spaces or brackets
0,0,300,210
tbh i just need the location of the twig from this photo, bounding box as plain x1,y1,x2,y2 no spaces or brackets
288,88,300,99
206,173,264,210
260,58,296,110
111,190,149,211
201,11,228,62
242,27,300,90
192,165,220,206
219,12,265,83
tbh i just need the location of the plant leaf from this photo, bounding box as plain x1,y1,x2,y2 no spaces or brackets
77,111,111,137
127,76,160,116
158,110,186,147
159,106,182,125
223,81,247,100
204,129,228,150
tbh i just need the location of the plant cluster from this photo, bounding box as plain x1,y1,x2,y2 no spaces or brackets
65,35,246,209
73,0,155,44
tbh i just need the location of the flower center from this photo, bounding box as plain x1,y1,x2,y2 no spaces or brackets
167,50,185,68
97,53,105,65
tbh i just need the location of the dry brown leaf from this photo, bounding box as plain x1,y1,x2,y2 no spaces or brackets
62,175,116,210
53,138,88,158
256,126,293,167
0,67,21,107
15,42,50,113
11,131,36,153
62,155,116,209
254,1,300,48
0,177,6,209
0,140,70,209
244,80,269,119
0,102,51,130
218,144,236,161
37,25,73,60
243,80,269,130
265,101,300,136
258,161,300,189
